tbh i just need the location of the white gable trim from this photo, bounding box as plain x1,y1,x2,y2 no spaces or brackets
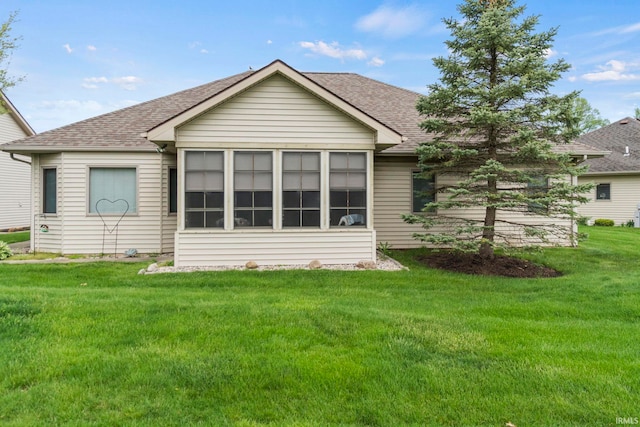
145,60,402,149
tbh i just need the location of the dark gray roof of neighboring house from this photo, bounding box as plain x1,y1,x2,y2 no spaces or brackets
577,117,640,174
0,60,607,158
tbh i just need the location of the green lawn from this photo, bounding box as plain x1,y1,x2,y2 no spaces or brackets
0,231,30,244
0,227,638,426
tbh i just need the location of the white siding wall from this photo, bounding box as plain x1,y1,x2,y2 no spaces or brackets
0,113,31,230
374,158,575,249
175,230,376,267
177,74,373,148
578,175,640,225
174,73,377,266
34,151,168,254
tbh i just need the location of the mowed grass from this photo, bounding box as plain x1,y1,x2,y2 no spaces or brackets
0,231,30,244
0,227,638,426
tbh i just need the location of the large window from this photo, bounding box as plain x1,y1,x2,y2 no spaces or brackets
412,170,435,213
185,151,224,228
89,168,136,214
330,152,366,226
234,151,273,227
282,152,320,227
43,168,57,214
596,183,611,200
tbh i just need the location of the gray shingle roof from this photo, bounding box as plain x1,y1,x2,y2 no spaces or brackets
1,61,607,158
577,117,640,174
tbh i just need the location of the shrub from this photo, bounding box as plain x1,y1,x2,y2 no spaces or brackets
576,216,590,226
0,241,14,260
594,218,615,227
624,220,635,228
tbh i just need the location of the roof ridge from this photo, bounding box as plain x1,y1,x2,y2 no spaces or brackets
303,71,425,97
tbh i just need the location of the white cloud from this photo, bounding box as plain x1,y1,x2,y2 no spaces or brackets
81,76,143,91
63,43,73,54
368,57,385,67
620,22,640,33
624,92,640,99
112,76,143,90
544,48,558,59
87,45,97,51
299,41,366,60
581,60,640,82
267,40,273,45
355,5,426,38
591,21,640,36
200,49,209,54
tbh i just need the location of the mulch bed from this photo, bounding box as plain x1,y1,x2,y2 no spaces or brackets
416,251,562,278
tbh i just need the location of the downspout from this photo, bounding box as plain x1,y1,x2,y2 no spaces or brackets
10,152,31,165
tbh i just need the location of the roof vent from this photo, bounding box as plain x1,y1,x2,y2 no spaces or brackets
624,146,630,157
620,119,629,124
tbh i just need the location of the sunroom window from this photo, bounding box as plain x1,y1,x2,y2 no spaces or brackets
329,152,366,227
185,151,224,228
234,152,273,227
282,152,320,227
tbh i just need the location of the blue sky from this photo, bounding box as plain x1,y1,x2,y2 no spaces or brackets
1,0,639,133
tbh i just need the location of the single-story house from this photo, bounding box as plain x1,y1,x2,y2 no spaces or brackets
577,117,640,225
1,60,606,266
0,92,35,231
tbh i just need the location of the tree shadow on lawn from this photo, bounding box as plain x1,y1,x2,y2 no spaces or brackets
417,252,562,278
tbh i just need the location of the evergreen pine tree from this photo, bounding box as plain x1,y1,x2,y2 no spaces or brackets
403,0,593,259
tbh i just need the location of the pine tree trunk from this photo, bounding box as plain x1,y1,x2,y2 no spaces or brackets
480,205,496,260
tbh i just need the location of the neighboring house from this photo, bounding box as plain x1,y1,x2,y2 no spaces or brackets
0,92,35,231
577,117,640,225
0,60,605,266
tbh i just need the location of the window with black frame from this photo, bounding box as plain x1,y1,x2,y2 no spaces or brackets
43,168,57,214
596,183,611,200
412,170,436,213
527,175,549,214
329,152,366,227
234,151,273,227
184,151,224,228
282,152,320,227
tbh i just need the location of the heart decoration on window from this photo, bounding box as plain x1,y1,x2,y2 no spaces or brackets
95,198,130,233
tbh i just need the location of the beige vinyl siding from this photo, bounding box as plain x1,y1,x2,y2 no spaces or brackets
177,74,374,148
31,154,62,252
374,159,430,248
374,158,574,248
0,113,31,229
578,174,640,225
175,230,376,267
34,152,167,254
161,153,177,252
374,159,486,248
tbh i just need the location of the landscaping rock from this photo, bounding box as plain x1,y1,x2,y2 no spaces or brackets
245,260,259,269
308,259,322,269
356,260,377,270
146,263,159,273
138,268,146,275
